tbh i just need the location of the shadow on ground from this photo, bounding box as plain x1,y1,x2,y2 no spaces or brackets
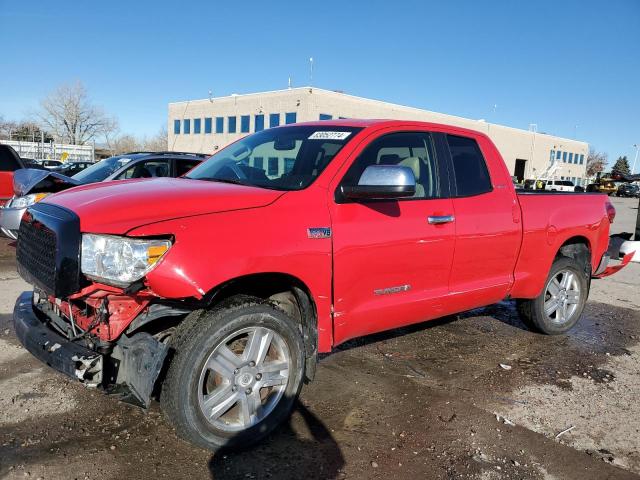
208,401,344,479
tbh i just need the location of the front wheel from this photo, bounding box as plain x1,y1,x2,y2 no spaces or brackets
517,256,589,334
161,297,305,450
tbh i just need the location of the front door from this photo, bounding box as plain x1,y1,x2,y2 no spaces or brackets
330,130,456,345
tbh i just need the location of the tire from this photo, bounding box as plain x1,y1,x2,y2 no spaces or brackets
517,256,589,335
161,295,305,450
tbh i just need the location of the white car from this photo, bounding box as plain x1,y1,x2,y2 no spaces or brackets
544,180,575,192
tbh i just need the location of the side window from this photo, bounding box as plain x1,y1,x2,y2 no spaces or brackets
446,135,492,197
118,160,170,179
341,132,440,199
176,159,201,176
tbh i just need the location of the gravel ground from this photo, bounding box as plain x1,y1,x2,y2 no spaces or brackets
0,196,638,480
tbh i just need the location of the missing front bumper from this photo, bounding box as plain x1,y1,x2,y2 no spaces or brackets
13,291,103,386
13,291,168,408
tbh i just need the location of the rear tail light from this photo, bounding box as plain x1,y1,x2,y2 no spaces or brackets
605,201,616,223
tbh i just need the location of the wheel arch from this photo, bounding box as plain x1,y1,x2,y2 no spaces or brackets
203,272,319,382
555,235,592,275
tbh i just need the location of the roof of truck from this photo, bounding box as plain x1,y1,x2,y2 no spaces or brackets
289,118,490,140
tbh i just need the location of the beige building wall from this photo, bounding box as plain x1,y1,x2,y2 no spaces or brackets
168,87,588,184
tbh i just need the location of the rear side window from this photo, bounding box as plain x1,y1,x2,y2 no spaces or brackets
446,135,492,197
176,159,201,176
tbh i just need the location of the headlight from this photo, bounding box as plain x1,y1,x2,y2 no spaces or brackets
81,234,171,286
9,193,50,208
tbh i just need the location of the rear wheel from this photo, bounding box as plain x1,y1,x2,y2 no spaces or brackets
161,296,305,450
517,256,589,334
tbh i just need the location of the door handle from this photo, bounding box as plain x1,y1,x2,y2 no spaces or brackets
427,215,455,225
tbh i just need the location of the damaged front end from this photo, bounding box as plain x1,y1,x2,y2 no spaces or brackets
13,290,174,408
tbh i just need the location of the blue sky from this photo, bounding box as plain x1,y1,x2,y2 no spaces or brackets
1,0,638,165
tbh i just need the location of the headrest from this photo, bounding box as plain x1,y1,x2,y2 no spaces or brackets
378,154,401,165
399,156,422,179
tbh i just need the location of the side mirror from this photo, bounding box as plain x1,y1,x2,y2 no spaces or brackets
342,165,416,200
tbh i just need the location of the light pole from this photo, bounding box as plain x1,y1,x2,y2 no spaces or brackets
632,144,639,175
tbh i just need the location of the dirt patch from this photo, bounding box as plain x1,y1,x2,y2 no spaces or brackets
499,343,640,473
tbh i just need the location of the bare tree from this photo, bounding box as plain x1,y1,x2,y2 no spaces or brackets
38,81,118,145
586,148,607,177
142,126,168,152
109,134,140,155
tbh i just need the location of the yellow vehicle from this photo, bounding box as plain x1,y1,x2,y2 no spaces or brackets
587,178,617,195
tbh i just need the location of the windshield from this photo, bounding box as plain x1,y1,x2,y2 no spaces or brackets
187,125,362,190
72,155,137,183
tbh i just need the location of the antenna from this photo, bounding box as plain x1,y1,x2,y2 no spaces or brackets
309,57,314,86
208,90,213,103
288,76,292,89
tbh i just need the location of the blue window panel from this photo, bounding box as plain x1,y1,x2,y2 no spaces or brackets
254,114,264,131
204,117,212,134
269,113,280,128
550,150,555,161
253,157,264,169
193,118,201,134
285,112,297,124
268,157,278,176
568,152,573,163
562,152,567,162
216,117,224,133
241,115,250,133
173,119,180,134
284,158,295,173
579,154,584,164
319,114,332,120
556,150,562,160
228,116,237,133
183,119,191,134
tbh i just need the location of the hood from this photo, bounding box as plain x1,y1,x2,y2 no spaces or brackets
13,168,81,196
44,177,286,234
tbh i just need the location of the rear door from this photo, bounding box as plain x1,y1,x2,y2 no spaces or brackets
440,133,521,311
330,129,456,344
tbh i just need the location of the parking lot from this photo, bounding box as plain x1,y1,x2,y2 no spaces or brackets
0,196,638,480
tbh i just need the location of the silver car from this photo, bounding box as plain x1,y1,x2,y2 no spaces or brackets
0,152,205,239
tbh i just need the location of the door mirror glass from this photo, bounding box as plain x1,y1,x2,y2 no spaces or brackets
342,165,416,200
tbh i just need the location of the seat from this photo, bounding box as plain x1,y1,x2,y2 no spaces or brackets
378,154,401,165
137,167,152,178
398,157,424,198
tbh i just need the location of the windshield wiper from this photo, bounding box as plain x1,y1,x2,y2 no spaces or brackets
197,177,250,186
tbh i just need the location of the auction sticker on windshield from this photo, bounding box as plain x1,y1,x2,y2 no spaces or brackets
308,131,352,140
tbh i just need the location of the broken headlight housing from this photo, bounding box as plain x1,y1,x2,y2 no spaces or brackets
81,234,171,287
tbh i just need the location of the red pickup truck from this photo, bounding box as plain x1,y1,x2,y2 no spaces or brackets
13,120,625,450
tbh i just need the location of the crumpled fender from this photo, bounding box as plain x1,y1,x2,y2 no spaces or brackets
13,168,81,196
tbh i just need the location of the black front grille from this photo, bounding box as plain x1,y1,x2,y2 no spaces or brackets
16,203,81,298
17,218,57,293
